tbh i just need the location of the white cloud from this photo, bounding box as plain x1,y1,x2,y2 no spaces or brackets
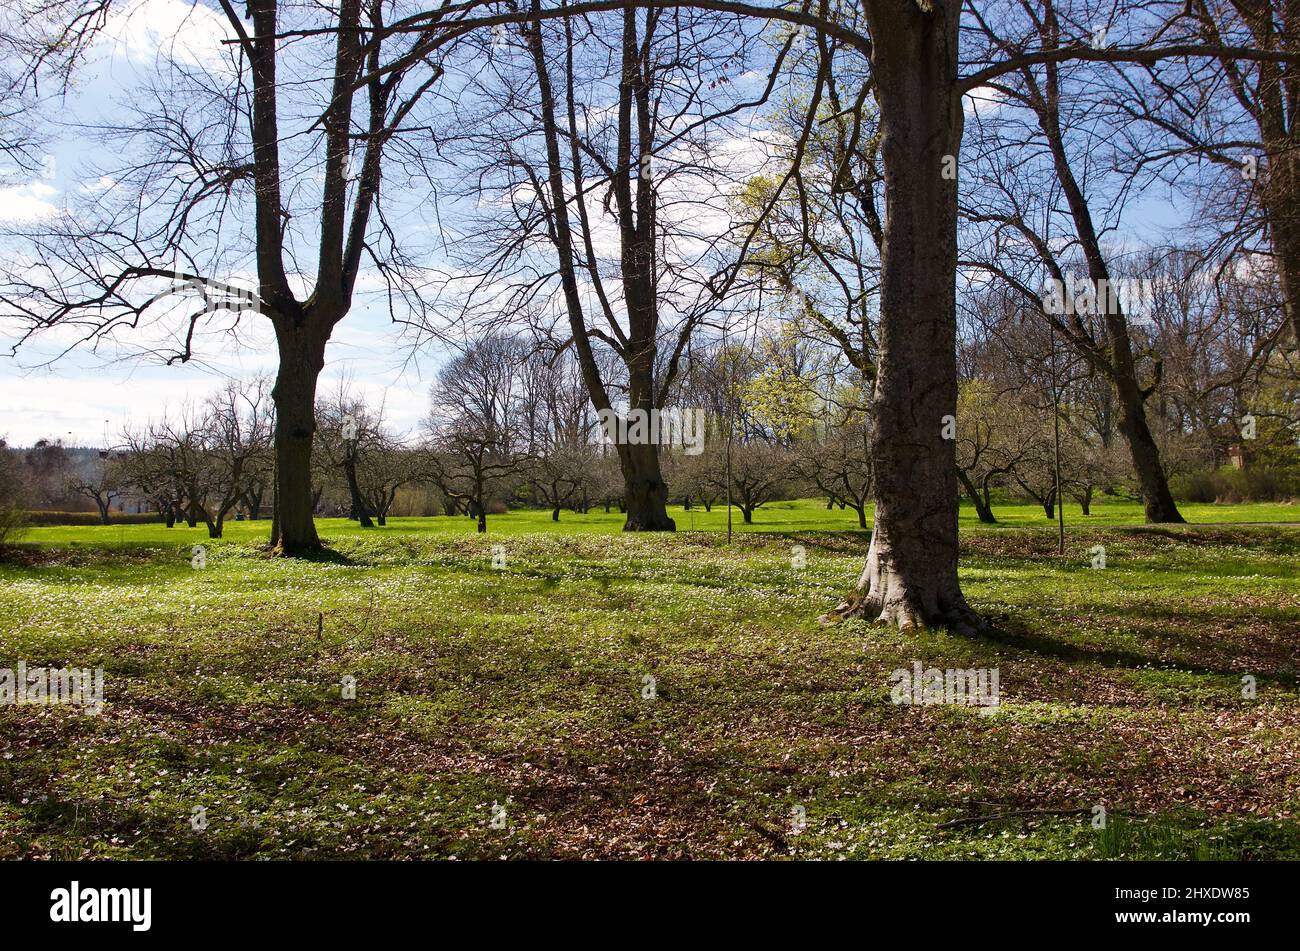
0,181,59,220
98,0,239,70
963,85,1009,118
80,175,118,194
0,181,59,222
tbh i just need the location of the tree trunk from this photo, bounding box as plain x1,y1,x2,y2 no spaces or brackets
855,504,868,529
1115,377,1184,523
826,0,976,632
552,506,560,521
616,439,675,531
270,322,328,554
1262,145,1300,346
343,457,374,527
475,474,487,533
96,498,110,525
617,441,673,530
957,468,996,524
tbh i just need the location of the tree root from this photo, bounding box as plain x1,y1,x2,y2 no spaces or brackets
819,592,986,636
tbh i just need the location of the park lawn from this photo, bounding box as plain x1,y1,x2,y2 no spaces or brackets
16,496,1300,549
0,506,1298,859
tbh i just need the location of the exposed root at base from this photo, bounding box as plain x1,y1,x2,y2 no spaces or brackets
819,592,986,636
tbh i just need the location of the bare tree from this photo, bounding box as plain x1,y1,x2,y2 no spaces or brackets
2,0,452,554
67,453,124,525
201,378,274,537
427,335,529,532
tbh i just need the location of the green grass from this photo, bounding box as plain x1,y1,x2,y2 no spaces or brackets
2,500,1298,859
17,496,1300,548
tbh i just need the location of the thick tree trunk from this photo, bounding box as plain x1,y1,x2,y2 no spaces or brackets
741,506,754,524
1262,140,1300,346
270,323,328,555
1115,378,1184,523
825,0,976,632
552,506,560,521
618,441,674,531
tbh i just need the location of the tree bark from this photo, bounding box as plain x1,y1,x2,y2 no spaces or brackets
1077,484,1092,516
618,441,675,531
1115,377,1184,523
270,322,328,554
825,0,977,632
342,454,374,528
957,468,997,524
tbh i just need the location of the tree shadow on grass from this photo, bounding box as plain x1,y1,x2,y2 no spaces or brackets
263,543,358,567
973,612,1291,684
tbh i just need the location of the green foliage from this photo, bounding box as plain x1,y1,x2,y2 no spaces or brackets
1171,466,1299,503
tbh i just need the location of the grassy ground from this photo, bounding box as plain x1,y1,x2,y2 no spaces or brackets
1,500,1298,859
17,496,1300,547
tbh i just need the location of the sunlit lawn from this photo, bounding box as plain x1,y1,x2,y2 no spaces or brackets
2,500,1298,859
18,496,1300,549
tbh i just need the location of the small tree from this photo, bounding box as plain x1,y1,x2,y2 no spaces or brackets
68,454,124,525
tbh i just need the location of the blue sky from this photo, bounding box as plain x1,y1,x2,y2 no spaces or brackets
0,0,1199,448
